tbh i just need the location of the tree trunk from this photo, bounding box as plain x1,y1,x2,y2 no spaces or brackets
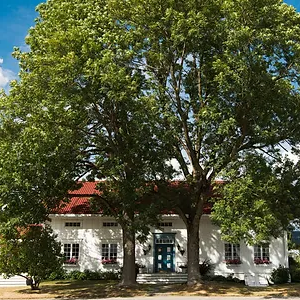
186,217,201,285
120,226,136,286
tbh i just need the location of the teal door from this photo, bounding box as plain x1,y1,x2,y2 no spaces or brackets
154,244,174,273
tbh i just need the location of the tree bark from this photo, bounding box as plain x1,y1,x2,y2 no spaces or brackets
120,226,136,286
186,217,201,285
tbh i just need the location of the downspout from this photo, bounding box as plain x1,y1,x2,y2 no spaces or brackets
283,231,288,268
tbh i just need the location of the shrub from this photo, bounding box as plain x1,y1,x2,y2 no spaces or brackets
101,270,120,280
270,265,290,284
67,270,87,280
47,268,67,280
199,259,214,276
83,269,101,280
203,274,244,283
290,268,300,283
47,268,121,281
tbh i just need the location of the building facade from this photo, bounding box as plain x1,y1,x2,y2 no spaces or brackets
49,181,288,281
0,181,288,287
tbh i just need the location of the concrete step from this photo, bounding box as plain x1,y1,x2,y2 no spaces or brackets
0,276,26,287
137,273,187,284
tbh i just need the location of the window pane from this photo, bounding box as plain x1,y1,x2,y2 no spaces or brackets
102,244,109,260
233,244,240,259
262,246,269,260
225,243,232,260
72,244,79,259
110,244,118,259
64,244,71,260
254,245,261,258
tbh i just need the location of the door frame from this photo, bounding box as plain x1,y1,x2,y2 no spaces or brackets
153,233,176,273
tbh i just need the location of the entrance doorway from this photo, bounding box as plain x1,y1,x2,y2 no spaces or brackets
153,233,175,273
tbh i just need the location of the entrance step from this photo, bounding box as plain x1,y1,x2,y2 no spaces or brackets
137,273,187,284
0,275,26,287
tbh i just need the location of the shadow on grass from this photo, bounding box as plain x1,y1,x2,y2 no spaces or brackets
15,280,300,299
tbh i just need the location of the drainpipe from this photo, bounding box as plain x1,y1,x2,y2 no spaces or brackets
283,231,288,268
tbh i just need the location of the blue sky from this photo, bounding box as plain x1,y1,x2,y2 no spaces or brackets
0,0,299,92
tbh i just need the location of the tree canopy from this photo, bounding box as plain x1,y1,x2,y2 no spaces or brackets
0,225,62,289
1,0,300,285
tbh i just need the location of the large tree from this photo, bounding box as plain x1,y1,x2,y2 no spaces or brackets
0,0,173,286
2,0,300,287
107,0,300,284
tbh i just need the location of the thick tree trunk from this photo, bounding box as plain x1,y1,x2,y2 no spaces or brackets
186,217,201,285
120,227,136,286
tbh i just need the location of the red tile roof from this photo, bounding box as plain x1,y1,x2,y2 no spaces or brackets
54,181,214,215
56,182,101,214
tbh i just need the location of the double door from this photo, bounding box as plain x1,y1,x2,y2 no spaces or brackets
154,244,174,273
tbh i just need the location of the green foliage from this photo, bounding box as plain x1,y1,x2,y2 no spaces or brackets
203,274,244,283
47,268,67,280
0,225,63,289
288,257,300,283
211,153,300,244
199,259,214,276
47,269,120,281
270,265,290,284
1,0,300,285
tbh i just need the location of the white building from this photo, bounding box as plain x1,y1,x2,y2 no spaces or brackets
49,181,288,281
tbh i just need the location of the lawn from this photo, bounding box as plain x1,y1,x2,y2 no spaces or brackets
1,280,300,299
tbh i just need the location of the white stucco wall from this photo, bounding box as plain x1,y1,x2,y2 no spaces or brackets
49,213,288,279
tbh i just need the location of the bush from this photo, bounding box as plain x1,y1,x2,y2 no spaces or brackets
47,268,67,280
83,269,100,280
66,270,87,280
270,265,290,284
290,268,300,283
288,257,300,283
101,270,120,280
199,259,214,276
203,274,244,284
47,269,120,281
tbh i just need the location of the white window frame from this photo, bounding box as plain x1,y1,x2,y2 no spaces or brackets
224,243,240,261
63,243,80,263
158,222,173,227
101,243,118,261
103,222,118,227
254,244,270,261
65,221,81,228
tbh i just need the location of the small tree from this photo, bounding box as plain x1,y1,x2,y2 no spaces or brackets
0,224,63,290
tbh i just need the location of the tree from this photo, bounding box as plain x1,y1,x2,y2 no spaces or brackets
2,0,300,287
211,152,300,244
107,0,300,284
0,225,62,290
0,0,173,286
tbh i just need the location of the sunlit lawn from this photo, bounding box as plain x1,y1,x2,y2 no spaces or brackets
1,280,300,299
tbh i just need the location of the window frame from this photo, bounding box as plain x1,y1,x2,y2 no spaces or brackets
65,221,81,228
254,244,270,264
101,243,118,263
63,243,80,264
157,222,173,227
224,242,241,264
102,222,119,227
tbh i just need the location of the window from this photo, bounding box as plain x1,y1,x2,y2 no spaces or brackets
158,222,172,227
64,243,79,264
65,222,81,227
254,244,270,264
101,244,118,263
224,243,241,264
155,238,174,244
103,222,118,227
